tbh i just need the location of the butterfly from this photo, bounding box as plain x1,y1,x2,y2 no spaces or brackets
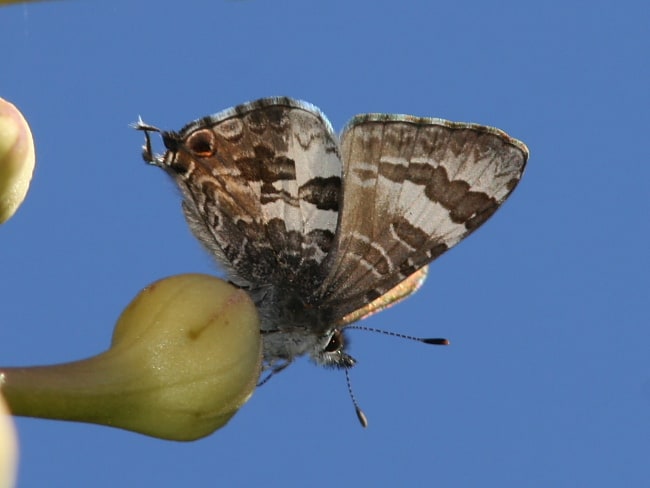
136,97,528,422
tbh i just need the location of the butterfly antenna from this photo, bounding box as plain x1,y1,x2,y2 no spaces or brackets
347,325,450,346
345,368,368,428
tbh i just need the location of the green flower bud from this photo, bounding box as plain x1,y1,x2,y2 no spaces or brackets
1,274,262,441
0,98,35,224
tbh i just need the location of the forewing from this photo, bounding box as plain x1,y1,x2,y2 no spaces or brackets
320,114,528,317
153,98,343,289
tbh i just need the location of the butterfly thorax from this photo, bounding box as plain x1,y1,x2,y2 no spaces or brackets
249,284,347,369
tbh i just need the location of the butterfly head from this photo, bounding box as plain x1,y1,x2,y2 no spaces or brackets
260,324,356,372
311,328,356,369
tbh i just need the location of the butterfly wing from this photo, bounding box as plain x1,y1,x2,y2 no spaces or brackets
336,265,429,326
147,98,343,290
319,114,529,318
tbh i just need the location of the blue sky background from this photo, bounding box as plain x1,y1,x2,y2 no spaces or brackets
1,1,649,486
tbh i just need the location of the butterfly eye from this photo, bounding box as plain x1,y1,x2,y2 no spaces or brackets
324,330,343,353
186,129,215,157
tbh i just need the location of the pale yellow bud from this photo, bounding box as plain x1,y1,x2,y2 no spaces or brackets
1,274,262,441
0,390,17,488
0,98,35,224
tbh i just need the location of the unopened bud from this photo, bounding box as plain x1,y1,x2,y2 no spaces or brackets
0,390,17,488
1,274,262,441
0,98,35,224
